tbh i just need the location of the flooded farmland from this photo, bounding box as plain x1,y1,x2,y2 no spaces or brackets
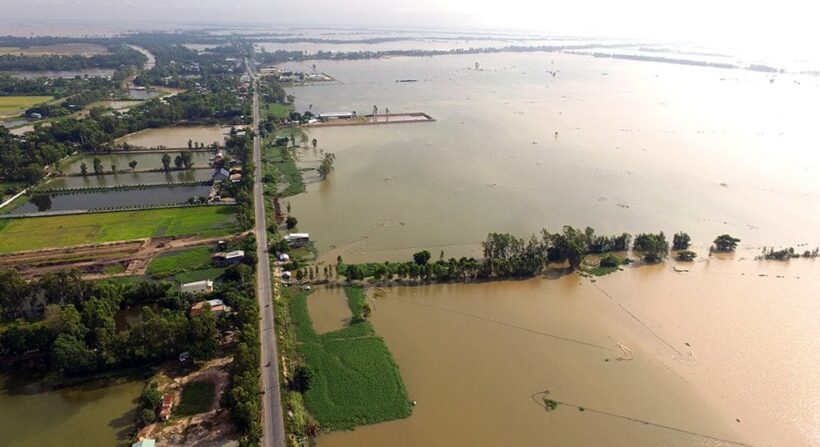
44,168,215,189
316,258,820,447
62,151,215,174
277,49,820,447
115,125,236,148
280,52,820,264
0,374,143,447
7,184,212,215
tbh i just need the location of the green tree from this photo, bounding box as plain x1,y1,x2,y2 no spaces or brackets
713,234,740,252
180,151,194,169
360,302,372,320
286,216,298,229
188,139,193,149
80,162,88,176
672,232,691,250
92,157,103,175
188,310,218,360
311,138,317,149
161,153,171,171
110,164,116,173
129,160,138,170
633,232,669,263
174,155,184,169
23,164,44,184
413,250,431,265
317,152,336,180
291,364,314,393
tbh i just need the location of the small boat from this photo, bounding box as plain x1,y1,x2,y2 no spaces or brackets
396,79,418,83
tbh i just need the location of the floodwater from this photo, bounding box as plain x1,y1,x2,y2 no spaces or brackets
62,151,215,174
4,68,116,78
319,258,820,446
279,49,820,447
115,126,236,148
127,88,161,100
44,168,215,189
8,184,211,214
0,374,142,447
306,286,352,333
280,52,820,264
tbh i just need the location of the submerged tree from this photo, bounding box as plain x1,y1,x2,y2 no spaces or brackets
161,153,171,171
317,153,336,180
633,232,669,263
80,162,88,176
713,234,741,252
672,232,691,250
129,160,138,170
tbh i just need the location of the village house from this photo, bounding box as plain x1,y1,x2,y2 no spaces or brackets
131,439,156,447
180,280,214,295
212,167,230,182
158,394,174,421
190,298,231,317
284,233,310,247
212,250,245,266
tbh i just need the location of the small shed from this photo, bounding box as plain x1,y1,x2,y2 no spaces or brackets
190,298,231,317
284,233,310,247
278,253,290,262
212,168,230,182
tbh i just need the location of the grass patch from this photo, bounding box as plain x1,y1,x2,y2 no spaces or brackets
93,275,143,286
0,96,53,117
289,286,411,431
176,380,216,417
0,206,238,253
174,267,225,284
102,263,126,275
147,246,213,278
266,102,294,119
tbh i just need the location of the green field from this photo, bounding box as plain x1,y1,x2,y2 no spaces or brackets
174,267,225,284
147,246,214,278
0,206,238,253
265,102,294,119
290,287,411,431
176,380,216,417
0,96,53,117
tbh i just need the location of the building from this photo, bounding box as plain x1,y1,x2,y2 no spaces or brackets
212,168,230,182
212,250,245,266
278,253,290,262
284,233,310,247
281,271,292,281
180,280,214,295
318,112,355,121
190,298,231,317
158,394,174,421
132,440,156,447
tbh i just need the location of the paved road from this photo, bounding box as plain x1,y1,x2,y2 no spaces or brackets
250,64,286,447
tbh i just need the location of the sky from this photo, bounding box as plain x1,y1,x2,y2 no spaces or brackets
1,0,818,53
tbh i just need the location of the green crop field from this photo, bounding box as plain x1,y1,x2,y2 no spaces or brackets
0,206,238,253
266,102,293,119
290,287,412,431
176,380,216,417
0,96,53,117
147,246,214,278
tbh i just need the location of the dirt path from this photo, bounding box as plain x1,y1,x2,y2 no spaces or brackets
1,232,250,279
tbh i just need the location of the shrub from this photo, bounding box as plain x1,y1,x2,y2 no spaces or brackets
676,250,697,262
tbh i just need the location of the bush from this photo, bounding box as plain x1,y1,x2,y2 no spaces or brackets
672,232,691,250
676,250,697,262
286,215,298,229
599,253,622,268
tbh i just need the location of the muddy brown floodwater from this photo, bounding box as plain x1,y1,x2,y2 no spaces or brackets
115,126,236,148
307,286,353,333
317,257,819,447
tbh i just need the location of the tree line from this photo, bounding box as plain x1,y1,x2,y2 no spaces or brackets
0,45,146,71
320,228,748,284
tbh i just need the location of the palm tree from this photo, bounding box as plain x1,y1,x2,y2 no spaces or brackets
360,302,372,321
372,105,378,116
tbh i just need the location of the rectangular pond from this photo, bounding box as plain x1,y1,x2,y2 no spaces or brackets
7,184,213,215
115,126,236,149
44,169,216,189
62,151,216,174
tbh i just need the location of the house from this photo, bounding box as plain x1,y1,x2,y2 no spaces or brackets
180,280,214,295
212,250,245,266
28,112,42,120
190,298,231,317
212,168,230,182
278,253,290,262
229,172,242,183
158,394,174,421
281,271,292,280
132,440,156,447
284,233,310,247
